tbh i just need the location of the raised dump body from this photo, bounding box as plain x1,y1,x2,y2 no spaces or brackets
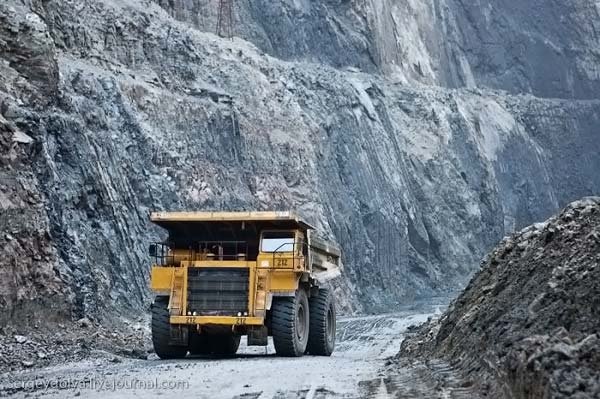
148,211,341,358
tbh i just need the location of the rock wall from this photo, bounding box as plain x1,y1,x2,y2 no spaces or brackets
0,0,599,323
0,1,66,325
153,0,600,98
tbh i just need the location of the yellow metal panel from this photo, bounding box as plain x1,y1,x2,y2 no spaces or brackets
270,271,300,291
168,268,186,316
248,265,256,316
151,210,306,224
257,252,306,271
150,266,174,291
182,266,188,316
255,291,266,310
267,255,306,270
170,315,264,326
253,267,270,316
186,261,254,268
271,255,294,269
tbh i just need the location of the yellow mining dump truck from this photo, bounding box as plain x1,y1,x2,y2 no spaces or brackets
148,211,342,358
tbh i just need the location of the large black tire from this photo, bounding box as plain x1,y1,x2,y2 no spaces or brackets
271,289,310,357
188,331,211,355
306,288,336,356
211,335,241,355
189,332,240,356
151,296,188,359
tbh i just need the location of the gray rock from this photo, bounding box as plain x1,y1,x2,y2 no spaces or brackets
154,0,600,99
12,130,34,144
14,335,27,344
0,0,599,324
77,318,92,328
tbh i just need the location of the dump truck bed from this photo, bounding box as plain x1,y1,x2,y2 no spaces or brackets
309,233,342,282
150,210,342,281
150,211,315,230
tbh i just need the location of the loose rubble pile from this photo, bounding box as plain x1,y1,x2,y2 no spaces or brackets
400,197,600,398
0,317,151,373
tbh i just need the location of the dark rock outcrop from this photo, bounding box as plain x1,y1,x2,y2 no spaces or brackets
400,198,600,398
0,1,66,326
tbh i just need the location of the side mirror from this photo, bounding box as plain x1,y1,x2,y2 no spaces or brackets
148,244,157,257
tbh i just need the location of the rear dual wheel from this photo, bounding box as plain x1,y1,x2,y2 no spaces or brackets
271,288,336,357
306,288,336,356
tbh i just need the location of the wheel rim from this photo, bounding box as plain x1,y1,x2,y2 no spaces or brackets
296,302,307,341
326,305,335,344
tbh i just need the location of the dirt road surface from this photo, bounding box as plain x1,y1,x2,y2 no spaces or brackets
1,308,474,399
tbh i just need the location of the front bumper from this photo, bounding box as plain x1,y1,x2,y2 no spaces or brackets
170,315,264,326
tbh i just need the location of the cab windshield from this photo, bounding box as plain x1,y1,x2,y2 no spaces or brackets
261,231,295,252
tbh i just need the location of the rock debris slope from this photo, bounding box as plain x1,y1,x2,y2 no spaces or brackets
400,198,600,398
0,0,599,327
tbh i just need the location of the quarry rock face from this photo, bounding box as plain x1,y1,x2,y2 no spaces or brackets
0,0,599,323
155,0,600,98
400,198,600,398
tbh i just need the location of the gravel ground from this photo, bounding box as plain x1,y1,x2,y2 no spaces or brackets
0,317,151,374
0,305,482,399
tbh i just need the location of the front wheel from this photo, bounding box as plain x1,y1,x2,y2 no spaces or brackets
271,289,310,357
306,288,336,356
151,296,188,359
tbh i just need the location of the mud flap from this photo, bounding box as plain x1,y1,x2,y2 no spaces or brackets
169,324,189,346
247,326,268,346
